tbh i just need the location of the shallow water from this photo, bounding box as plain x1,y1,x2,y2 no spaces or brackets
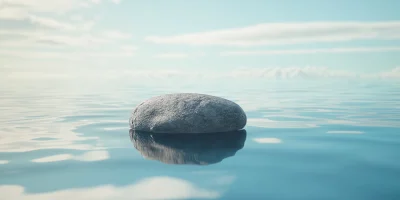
1,80,400,200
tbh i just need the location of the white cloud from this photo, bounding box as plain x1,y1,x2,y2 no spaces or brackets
111,0,121,4
0,0,94,31
155,53,189,59
227,66,400,80
3,65,400,81
0,19,136,57
2,0,90,13
221,47,400,56
120,45,138,52
0,7,28,20
228,66,356,79
0,30,119,48
28,15,77,31
90,0,102,4
119,45,138,56
145,21,400,46
0,13,93,33
253,138,282,144
0,1,103,51
327,131,364,134
102,30,132,40
154,52,206,59
35,34,110,46
0,49,135,59
379,66,400,78
0,160,9,164
70,14,84,21
31,151,110,163
0,0,132,54
0,177,220,200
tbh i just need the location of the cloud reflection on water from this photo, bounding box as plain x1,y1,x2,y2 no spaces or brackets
253,138,282,144
0,176,220,200
31,151,109,163
327,131,364,134
0,160,9,165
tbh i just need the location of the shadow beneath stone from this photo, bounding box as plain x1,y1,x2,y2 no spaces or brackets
129,129,247,165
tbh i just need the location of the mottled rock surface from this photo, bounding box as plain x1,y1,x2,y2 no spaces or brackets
130,129,247,165
129,93,247,133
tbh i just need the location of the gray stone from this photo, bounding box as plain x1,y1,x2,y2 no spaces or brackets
130,129,247,165
129,93,247,133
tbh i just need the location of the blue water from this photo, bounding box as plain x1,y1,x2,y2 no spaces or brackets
0,80,399,200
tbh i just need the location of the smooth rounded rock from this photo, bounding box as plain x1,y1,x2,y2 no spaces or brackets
129,93,247,133
130,129,247,165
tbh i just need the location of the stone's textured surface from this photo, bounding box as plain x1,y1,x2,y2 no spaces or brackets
130,129,247,165
130,93,247,133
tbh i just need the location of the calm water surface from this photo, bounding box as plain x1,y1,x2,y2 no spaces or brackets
1,80,400,200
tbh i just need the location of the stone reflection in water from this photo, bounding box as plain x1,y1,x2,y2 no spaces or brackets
129,129,247,165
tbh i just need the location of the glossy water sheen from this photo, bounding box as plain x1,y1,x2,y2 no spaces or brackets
0,80,399,200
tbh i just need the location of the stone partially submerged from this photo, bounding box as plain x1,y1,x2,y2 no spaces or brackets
129,93,247,133
130,129,247,165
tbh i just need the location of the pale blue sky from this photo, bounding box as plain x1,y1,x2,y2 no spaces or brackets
1,0,400,79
